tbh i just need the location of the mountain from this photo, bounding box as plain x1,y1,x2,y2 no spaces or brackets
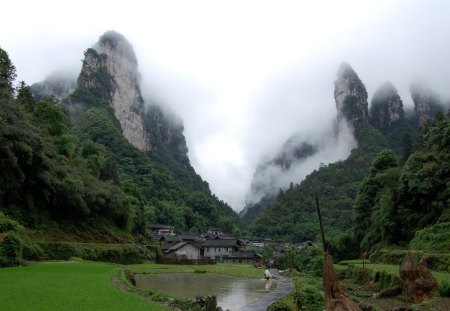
247,62,449,262
368,82,411,153
334,62,369,125
410,81,445,129
248,63,387,245
241,139,317,222
70,31,239,232
31,73,76,101
76,32,148,151
0,31,240,246
241,62,371,223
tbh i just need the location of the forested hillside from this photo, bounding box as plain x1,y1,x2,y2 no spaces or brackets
0,32,240,249
248,63,449,261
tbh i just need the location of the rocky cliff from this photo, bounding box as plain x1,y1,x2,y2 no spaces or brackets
78,31,148,151
410,82,444,129
334,63,369,125
369,81,405,135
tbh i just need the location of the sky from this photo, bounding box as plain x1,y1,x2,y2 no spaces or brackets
2,0,450,211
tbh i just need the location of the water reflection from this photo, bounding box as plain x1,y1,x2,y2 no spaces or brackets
135,273,277,310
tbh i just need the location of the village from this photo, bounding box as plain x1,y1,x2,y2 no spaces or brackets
149,224,264,265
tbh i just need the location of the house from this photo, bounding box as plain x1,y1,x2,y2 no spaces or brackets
200,238,246,260
158,234,182,251
207,227,224,237
148,224,175,236
223,251,263,266
165,241,202,261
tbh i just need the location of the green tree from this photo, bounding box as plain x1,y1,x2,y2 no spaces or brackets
16,81,35,112
0,47,16,96
353,149,400,249
33,96,68,136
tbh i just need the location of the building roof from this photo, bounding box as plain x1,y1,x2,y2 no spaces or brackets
200,239,240,247
179,234,198,241
207,227,223,232
166,241,201,253
159,235,181,242
225,251,263,259
148,224,174,230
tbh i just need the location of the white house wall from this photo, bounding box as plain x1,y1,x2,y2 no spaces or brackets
174,244,201,260
204,246,234,259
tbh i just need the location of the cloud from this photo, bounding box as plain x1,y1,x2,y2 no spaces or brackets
2,0,450,211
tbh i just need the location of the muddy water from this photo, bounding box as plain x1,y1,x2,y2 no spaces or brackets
135,273,277,310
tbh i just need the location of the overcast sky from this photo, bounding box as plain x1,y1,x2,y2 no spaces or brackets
2,0,450,211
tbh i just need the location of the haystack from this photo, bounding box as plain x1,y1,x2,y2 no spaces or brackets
414,258,437,303
323,252,361,311
399,253,437,303
399,252,419,301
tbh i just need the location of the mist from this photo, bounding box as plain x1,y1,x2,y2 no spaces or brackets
2,0,450,211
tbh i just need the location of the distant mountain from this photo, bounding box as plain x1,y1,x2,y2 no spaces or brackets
31,73,76,101
410,81,446,129
247,62,449,261
241,62,369,222
241,138,317,220
248,63,388,242
334,62,369,125
368,82,411,153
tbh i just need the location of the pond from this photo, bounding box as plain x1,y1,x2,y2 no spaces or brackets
134,273,278,310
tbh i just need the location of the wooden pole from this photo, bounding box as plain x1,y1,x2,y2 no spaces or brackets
315,196,327,252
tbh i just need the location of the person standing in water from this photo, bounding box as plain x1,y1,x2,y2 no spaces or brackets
264,269,272,280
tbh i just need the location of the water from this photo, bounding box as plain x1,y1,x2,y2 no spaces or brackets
134,273,277,310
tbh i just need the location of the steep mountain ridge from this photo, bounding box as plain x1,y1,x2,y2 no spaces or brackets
69,31,239,232
334,62,369,125
241,62,368,220
410,81,445,129
0,32,240,239
248,63,388,241
247,62,449,260
78,31,148,151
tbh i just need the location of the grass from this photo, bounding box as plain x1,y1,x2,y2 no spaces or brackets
0,261,166,311
129,262,264,278
335,261,450,283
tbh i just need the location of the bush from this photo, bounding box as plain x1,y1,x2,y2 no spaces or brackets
0,212,20,233
0,233,23,267
22,242,45,260
268,299,293,311
292,274,325,311
169,297,200,311
438,280,450,297
410,222,450,251
20,241,157,264
150,292,169,302
347,265,401,291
